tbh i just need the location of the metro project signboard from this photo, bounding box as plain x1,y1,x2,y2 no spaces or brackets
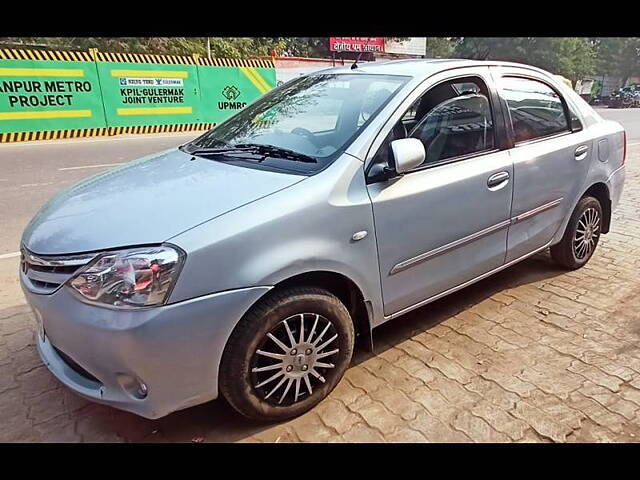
0,59,107,133
329,38,385,53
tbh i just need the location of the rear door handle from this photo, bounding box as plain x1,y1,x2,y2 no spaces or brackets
487,171,510,189
575,145,589,160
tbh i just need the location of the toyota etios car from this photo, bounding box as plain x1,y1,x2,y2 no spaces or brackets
21,59,626,421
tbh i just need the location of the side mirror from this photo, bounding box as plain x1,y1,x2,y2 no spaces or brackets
391,138,425,174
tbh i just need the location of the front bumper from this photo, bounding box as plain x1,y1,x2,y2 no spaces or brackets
22,280,271,419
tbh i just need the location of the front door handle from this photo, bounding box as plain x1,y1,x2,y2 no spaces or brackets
487,171,510,190
575,145,589,160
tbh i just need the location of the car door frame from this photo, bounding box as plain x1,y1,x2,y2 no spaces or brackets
489,67,586,150
489,66,594,262
363,65,515,320
363,66,511,175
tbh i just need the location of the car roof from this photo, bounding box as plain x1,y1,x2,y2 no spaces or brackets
311,58,551,79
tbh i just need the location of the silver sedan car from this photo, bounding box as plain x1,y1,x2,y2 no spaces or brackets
20,59,626,421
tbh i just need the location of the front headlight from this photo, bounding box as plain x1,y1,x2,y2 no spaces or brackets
68,245,185,308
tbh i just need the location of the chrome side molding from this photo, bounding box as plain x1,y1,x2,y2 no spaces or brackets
510,198,563,224
386,240,554,320
390,198,563,276
390,220,511,275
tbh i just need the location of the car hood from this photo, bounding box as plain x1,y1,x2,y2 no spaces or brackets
22,148,304,255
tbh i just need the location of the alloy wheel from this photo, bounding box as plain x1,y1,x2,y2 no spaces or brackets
250,313,340,406
573,207,600,260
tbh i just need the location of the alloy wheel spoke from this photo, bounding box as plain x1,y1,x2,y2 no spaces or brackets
315,361,336,369
255,370,284,389
256,349,285,360
283,319,296,349
278,378,294,404
267,333,290,353
312,322,331,347
309,368,326,383
299,314,305,343
578,242,588,258
316,349,339,359
307,314,319,344
252,362,283,373
265,375,288,399
316,333,338,353
294,377,301,401
303,374,313,395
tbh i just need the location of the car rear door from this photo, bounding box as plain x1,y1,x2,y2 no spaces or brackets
490,67,594,262
366,67,514,317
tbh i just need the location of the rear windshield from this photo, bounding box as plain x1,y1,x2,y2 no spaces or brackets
185,73,410,174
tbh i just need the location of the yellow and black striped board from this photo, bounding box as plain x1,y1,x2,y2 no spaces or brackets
96,51,198,65
0,48,93,62
197,57,276,69
0,123,214,143
0,47,275,67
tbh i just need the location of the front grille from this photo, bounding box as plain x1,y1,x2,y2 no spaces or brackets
51,344,101,384
20,247,96,294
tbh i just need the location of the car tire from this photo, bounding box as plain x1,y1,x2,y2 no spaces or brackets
550,196,603,270
219,286,354,421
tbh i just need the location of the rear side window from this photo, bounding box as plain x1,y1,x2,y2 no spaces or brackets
500,77,570,143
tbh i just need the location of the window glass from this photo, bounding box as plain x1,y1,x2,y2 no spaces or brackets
500,77,570,143
189,74,409,174
358,80,406,126
410,91,495,166
368,76,495,175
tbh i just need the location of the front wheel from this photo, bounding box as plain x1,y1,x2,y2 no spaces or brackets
550,196,603,269
219,286,354,421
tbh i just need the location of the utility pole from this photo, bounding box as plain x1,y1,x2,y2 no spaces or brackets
207,37,211,61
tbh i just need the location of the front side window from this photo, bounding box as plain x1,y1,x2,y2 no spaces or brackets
500,76,570,143
369,76,495,175
187,74,409,174
410,89,495,165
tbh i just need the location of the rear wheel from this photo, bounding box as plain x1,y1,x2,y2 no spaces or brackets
219,286,354,421
550,196,603,269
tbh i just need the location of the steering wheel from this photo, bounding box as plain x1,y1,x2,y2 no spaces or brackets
291,127,316,142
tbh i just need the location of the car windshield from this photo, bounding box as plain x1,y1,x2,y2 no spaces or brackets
185,73,410,174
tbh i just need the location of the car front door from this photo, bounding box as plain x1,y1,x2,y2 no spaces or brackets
491,68,594,262
366,68,514,317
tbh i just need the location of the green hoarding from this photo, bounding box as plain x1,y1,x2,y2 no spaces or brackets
0,54,277,138
96,62,201,127
0,58,107,133
197,65,276,124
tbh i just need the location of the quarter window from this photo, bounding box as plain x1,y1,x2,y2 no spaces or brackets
500,76,570,143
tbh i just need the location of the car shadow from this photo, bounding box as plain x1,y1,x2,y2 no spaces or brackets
107,249,569,442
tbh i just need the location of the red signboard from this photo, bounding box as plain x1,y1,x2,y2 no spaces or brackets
329,37,385,53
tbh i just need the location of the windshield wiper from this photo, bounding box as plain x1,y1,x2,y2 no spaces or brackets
187,143,317,163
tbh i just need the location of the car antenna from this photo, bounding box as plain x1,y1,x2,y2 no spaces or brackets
351,51,364,70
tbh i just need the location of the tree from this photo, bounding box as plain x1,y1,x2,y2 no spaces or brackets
0,37,334,58
454,37,597,81
425,37,458,58
593,38,640,86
